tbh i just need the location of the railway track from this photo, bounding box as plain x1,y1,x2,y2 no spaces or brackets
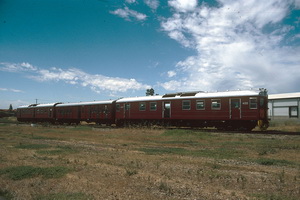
4,121,300,136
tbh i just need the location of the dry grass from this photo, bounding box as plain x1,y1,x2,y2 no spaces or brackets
0,120,300,199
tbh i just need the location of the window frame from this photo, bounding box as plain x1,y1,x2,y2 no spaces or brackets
125,104,130,111
196,100,205,110
182,100,191,110
249,97,257,109
116,104,120,112
139,102,146,111
150,102,157,111
289,106,298,118
211,99,221,110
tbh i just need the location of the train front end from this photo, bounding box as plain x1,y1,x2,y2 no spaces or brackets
257,88,269,130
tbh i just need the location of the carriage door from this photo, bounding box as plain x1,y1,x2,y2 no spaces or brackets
124,103,130,119
163,102,171,118
49,108,52,118
230,99,241,119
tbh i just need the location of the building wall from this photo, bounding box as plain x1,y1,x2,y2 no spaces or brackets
268,98,300,121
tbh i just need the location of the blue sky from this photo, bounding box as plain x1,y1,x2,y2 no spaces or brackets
1,0,300,109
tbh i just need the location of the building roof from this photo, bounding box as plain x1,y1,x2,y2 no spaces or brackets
269,92,300,100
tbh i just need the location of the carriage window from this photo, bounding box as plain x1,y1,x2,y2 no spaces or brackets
150,102,157,111
116,104,120,112
182,100,191,110
211,99,221,110
249,98,257,109
196,100,205,110
125,104,130,111
139,102,146,111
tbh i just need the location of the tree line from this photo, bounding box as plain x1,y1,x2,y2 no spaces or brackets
0,104,16,118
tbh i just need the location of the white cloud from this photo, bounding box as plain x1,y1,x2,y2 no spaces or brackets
144,0,159,10
0,87,23,93
0,62,37,72
168,0,197,12
33,67,150,93
126,0,136,3
110,7,147,21
1,63,150,94
293,0,300,8
167,70,176,77
160,0,300,93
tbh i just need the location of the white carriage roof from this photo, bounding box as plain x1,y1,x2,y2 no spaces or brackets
269,92,300,100
18,100,114,108
56,100,114,107
18,103,59,108
116,89,263,103
117,95,163,103
34,103,60,107
18,105,32,108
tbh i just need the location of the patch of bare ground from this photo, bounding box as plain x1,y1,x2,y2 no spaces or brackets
0,122,300,199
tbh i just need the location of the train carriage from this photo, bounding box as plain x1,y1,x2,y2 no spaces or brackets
16,88,269,131
17,103,60,123
115,89,269,130
16,105,36,122
56,103,81,124
115,96,164,126
55,100,115,125
34,103,60,123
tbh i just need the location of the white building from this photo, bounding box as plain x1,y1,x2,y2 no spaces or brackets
268,92,300,120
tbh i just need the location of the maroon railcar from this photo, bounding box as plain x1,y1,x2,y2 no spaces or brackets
55,100,115,125
33,103,60,123
115,89,269,130
16,105,36,122
17,103,60,123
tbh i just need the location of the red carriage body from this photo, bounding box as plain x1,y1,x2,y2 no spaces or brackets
16,105,35,122
16,89,269,130
55,101,115,124
16,103,60,123
115,89,269,130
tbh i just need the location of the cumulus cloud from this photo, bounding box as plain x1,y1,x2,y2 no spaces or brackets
0,63,150,94
167,70,176,78
168,0,197,12
144,0,159,10
110,7,147,21
160,0,300,93
34,67,150,94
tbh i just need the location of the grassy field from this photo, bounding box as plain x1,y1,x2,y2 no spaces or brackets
0,118,300,199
